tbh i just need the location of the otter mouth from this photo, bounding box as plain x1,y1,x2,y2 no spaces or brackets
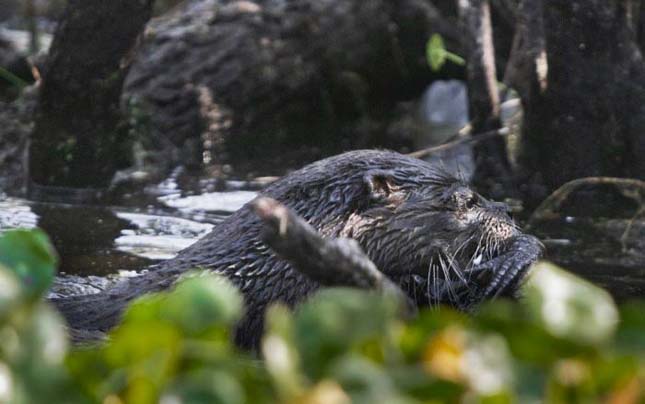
398,233,543,310
399,238,517,309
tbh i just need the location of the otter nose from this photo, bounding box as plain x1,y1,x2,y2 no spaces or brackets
491,201,512,216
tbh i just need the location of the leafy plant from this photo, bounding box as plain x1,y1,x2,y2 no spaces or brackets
0,229,644,403
426,34,465,72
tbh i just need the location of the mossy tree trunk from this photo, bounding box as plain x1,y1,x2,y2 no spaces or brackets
29,0,154,189
515,0,645,198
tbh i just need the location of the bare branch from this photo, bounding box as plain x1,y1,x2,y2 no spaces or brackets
251,197,417,319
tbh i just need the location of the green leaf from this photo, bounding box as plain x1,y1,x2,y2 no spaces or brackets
426,34,447,71
4,304,77,404
0,229,58,300
161,273,243,334
262,304,305,402
166,370,246,404
475,300,586,365
426,34,465,72
614,301,645,354
444,52,465,66
523,261,618,346
0,266,22,320
328,355,401,403
293,288,400,379
119,272,243,338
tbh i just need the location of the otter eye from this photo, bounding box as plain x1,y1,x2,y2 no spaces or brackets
464,193,477,209
453,190,477,209
451,189,477,210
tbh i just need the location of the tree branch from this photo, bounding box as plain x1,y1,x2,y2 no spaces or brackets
251,197,417,319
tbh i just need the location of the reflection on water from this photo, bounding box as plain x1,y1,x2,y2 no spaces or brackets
115,212,214,260
535,217,645,303
0,172,257,277
159,191,257,214
0,197,39,229
1,166,645,302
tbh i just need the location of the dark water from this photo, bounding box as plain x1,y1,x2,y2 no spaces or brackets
529,186,645,303
0,169,258,277
1,167,644,302
534,217,645,303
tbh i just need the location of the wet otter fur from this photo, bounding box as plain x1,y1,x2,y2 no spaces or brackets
53,150,543,348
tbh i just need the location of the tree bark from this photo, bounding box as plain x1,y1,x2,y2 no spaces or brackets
124,0,461,172
0,93,35,193
517,0,645,198
637,0,645,53
29,0,154,189
503,0,546,100
458,0,511,194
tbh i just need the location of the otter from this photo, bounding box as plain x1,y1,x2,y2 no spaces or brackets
53,150,543,348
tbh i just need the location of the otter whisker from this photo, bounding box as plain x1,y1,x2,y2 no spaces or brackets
407,275,418,304
444,248,468,285
431,257,444,306
486,231,495,260
428,257,440,306
436,255,448,302
452,232,477,263
466,235,486,277
456,231,481,271
438,254,459,303
471,232,488,268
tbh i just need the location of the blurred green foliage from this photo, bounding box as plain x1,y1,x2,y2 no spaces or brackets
426,34,465,72
0,66,28,90
0,229,643,403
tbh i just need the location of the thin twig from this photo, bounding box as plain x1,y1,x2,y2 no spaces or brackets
407,126,510,159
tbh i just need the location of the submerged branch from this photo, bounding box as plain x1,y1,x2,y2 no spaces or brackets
529,177,645,225
528,177,645,250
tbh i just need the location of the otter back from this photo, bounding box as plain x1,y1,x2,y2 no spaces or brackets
53,150,542,349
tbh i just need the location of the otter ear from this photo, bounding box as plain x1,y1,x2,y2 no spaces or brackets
364,170,400,203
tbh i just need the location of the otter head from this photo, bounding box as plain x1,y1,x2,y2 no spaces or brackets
349,169,520,307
